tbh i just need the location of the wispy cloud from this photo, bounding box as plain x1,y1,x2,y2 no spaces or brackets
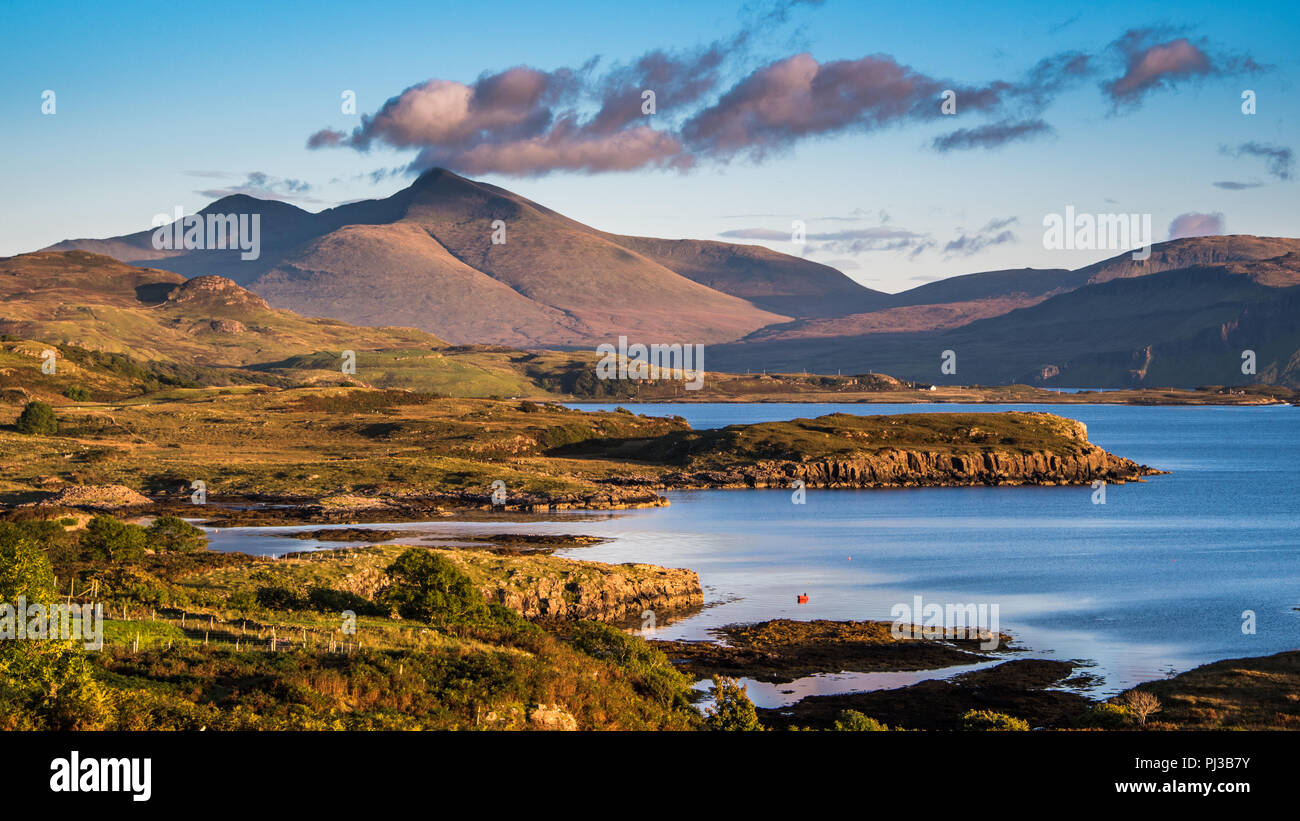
719,224,935,257
943,216,1019,256
193,171,317,202
1220,142,1294,181
932,119,1052,152
1212,180,1264,190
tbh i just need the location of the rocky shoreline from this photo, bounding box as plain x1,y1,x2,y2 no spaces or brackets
636,445,1160,490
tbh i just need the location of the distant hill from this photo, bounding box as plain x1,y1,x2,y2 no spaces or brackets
45,168,888,347
37,170,1300,388
711,238,1300,388
0,250,566,400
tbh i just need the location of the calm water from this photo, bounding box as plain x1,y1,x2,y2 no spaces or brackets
208,402,1300,695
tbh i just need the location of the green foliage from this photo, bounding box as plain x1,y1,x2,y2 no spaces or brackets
146,516,208,554
382,548,488,625
537,423,597,450
80,515,149,563
833,709,889,731
961,709,1031,731
704,676,763,731
569,621,695,711
0,523,57,603
255,585,305,610
15,400,58,435
0,518,81,565
306,586,386,617
0,524,106,730
1076,702,1133,729
63,385,91,401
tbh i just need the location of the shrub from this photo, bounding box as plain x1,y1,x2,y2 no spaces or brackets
306,586,385,617
79,515,148,563
15,401,58,435
63,386,91,401
704,676,762,731
961,709,1030,731
382,548,487,625
255,585,306,610
1077,702,1132,729
1,519,82,564
0,524,106,730
145,516,207,553
228,590,257,610
834,709,889,731
569,621,694,710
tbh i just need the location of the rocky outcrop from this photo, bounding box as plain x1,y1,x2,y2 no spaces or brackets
661,445,1156,489
461,558,703,623
165,275,270,310
601,413,1161,490
31,484,153,509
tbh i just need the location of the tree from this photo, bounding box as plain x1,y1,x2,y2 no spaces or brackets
834,709,888,731
80,515,148,563
15,401,57,435
382,548,487,625
146,516,207,553
704,676,762,731
0,523,106,730
1117,691,1162,726
961,709,1030,731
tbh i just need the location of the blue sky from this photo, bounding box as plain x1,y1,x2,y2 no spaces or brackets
2,0,1296,291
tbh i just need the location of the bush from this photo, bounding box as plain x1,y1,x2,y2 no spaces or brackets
1,519,82,565
255,585,306,610
1077,702,1132,729
146,516,207,553
833,709,889,731
228,590,257,610
569,621,695,711
382,548,487,625
704,676,762,731
15,401,58,435
79,515,148,563
306,586,386,617
961,709,1030,731
63,386,91,401
0,524,106,729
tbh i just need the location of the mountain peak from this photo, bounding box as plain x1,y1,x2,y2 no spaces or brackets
199,194,310,217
